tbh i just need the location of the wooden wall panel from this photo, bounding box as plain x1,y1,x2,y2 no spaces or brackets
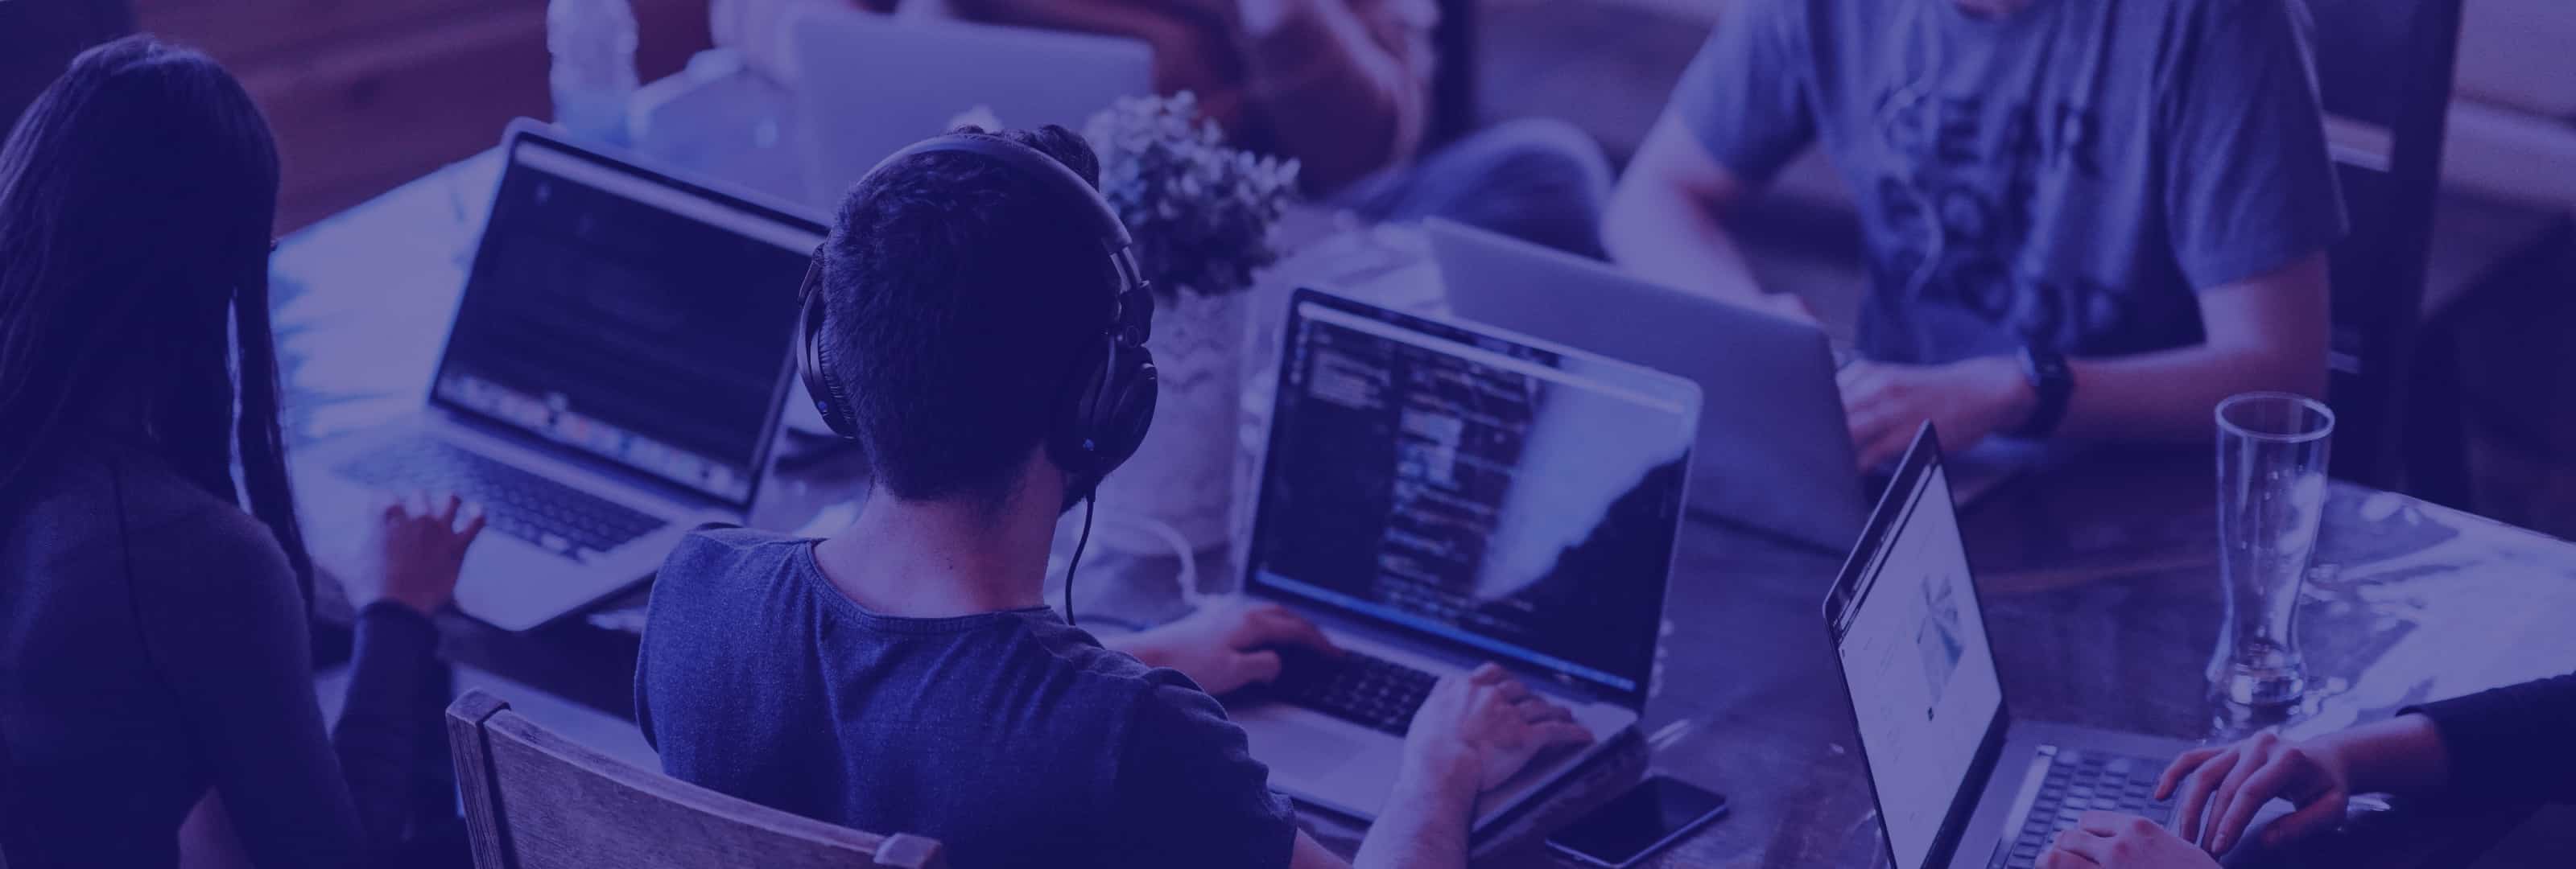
136,0,712,230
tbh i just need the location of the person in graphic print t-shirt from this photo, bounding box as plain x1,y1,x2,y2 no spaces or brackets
1604,0,2346,469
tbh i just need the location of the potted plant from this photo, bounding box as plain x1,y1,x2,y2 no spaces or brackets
1084,92,1299,557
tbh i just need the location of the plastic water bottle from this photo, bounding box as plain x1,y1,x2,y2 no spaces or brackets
547,0,639,146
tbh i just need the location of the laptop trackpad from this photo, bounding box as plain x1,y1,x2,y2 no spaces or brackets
1234,704,1400,816
1265,723,1371,772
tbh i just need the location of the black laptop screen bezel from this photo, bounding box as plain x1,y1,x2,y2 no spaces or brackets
428,121,825,513
1241,287,1695,712
1821,423,2016,869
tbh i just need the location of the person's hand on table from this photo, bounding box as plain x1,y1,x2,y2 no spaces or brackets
1111,600,1340,695
1403,663,1595,793
1839,356,2033,470
2160,731,2355,855
2039,812,2219,868
342,491,485,617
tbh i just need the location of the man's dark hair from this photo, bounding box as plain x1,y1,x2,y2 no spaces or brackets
819,124,1117,509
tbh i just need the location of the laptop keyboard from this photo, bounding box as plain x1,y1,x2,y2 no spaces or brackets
1265,649,1441,736
1989,746,2176,869
334,437,668,559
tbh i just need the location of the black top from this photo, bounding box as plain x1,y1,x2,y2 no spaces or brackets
0,444,440,868
635,527,1300,869
2408,673,2576,805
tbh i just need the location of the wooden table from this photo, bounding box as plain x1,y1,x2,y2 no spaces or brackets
275,61,2576,869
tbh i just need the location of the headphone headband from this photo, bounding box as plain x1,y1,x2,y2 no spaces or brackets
796,131,1158,444
868,133,1152,346
866,133,1136,255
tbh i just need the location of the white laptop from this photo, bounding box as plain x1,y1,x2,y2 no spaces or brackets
1429,220,1866,552
1227,288,1699,833
1429,220,2032,554
291,120,827,631
1825,424,2286,869
787,8,1153,209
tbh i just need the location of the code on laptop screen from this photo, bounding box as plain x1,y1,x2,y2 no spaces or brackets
1247,297,1695,699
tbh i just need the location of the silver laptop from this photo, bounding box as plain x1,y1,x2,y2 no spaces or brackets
1429,220,1865,551
1825,424,2285,869
291,120,827,632
788,9,1152,209
1228,288,1699,832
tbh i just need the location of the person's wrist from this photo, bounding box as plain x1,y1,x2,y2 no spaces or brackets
1397,742,1480,805
364,576,448,617
1984,355,2039,431
2321,714,2444,793
2302,726,2386,796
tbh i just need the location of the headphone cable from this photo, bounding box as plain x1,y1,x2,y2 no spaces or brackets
1063,493,1096,626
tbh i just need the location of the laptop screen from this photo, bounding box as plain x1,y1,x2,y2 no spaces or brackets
431,131,824,508
1827,434,2006,869
1245,290,1697,706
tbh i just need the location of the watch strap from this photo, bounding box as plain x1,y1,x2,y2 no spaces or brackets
2013,346,2073,439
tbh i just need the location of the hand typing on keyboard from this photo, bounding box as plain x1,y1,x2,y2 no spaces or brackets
341,492,487,616
1107,601,1341,696
2039,812,2216,869
1405,664,1595,794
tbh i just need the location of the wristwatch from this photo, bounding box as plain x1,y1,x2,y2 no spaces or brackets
2013,345,2073,439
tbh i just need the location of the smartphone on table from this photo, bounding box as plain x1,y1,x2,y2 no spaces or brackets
1544,775,1729,868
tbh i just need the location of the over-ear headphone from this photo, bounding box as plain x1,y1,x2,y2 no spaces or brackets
794,133,1159,509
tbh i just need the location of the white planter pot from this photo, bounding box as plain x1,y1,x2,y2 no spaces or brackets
1092,288,1251,558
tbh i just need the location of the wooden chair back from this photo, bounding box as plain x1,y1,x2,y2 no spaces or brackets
444,690,946,869
2301,0,2469,488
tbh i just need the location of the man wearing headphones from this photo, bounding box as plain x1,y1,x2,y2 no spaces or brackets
1603,0,2346,470
634,126,1589,869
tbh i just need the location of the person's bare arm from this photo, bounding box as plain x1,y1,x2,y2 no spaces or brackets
1236,0,1435,192
1842,253,2330,468
1603,112,1772,311
1278,763,1477,869
1282,665,1592,869
1348,757,1479,868
2054,252,2330,442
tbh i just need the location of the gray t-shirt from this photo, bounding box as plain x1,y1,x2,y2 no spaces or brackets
1676,0,2347,363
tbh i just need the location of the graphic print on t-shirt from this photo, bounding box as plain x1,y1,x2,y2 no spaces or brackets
1869,84,2125,349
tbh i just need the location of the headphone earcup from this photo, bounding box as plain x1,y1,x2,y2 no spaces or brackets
814,340,860,439
1050,336,1115,479
1089,347,1157,472
795,258,861,440
1050,338,1158,508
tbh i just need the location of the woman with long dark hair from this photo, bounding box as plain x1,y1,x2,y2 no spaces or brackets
0,36,482,867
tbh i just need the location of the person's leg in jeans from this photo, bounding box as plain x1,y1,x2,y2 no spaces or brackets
1332,117,1613,259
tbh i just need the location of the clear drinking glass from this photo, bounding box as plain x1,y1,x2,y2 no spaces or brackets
2210,393,2334,707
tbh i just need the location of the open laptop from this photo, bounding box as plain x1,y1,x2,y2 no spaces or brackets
1430,219,1864,551
788,8,1152,209
1824,424,2285,869
1430,220,2037,552
1227,288,1699,832
291,120,827,631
